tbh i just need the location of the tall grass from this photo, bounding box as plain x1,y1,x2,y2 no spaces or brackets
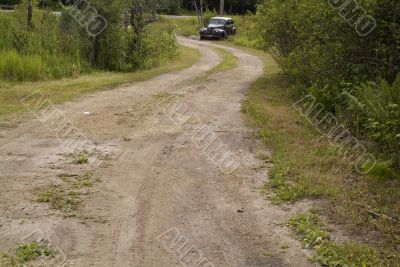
0,10,85,81
229,15,260,48
0,50,43,81
0,6,180,81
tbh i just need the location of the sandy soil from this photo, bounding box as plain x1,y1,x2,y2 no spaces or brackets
0,38,315,267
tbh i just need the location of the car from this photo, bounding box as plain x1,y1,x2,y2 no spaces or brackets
199,17,237,40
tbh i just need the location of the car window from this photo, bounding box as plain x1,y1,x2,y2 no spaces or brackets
209,19,226,25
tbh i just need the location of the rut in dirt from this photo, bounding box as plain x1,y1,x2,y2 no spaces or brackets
0,38,314,267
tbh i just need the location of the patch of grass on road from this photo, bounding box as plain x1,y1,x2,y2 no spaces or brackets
193,47,237,84
1,242,54,266
0,46,200,121
236,45,400,263
212,48,238,73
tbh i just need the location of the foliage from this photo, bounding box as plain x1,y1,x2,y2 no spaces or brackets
0,0,179,81
181,0,261,14
256,0,400,173
0,10,83,81
242,47,400,259
0,0,20,6
15,243,53,263
0,242,53,266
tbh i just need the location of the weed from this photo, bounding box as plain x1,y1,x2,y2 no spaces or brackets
0,242,53,266
37,189,54,203
289,213,388,266
36,186,82,213
15,243,53,263
75,153,89,164
51,191,82,213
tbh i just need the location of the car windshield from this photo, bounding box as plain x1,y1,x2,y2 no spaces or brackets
209,19,226,25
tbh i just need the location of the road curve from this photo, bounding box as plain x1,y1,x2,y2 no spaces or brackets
0,38,314,266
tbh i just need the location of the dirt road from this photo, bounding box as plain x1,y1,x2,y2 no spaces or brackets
0,38,314,266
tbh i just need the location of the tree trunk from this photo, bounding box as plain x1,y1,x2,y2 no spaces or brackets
193,0,204,27
28,0,32,27
93,36,100,67
220,0,224,16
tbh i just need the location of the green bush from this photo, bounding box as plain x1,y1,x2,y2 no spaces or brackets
256,0,400,173
341,77,400,172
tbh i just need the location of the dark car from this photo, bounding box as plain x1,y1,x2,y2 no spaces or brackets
199,17,237,40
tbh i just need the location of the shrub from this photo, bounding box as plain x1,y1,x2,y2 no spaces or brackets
256,0,400,173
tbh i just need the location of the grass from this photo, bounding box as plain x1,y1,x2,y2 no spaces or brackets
1,242,53,266
0,50,43,81
74,153,89,164
149,16,200,36
37,171,98,213
288,212,391,266
192,47,238,84
233,44,400,263
58,171,97,189
212,48,238,72
0,46,200,121
37,185,82,213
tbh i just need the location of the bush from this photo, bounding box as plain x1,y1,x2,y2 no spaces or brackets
340,77,400,171
256,0,400,173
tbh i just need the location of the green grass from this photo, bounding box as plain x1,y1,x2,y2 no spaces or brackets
58,171,96,189
37,185,82,213
1,242,53,266
212,47,238,72
228,44,400,262
227,15,260,48
149,16,200,36
288,213,393,266
36,171,98,214
0,46,200,121
74,153,89,164
0,50,43,81
192,47,238,84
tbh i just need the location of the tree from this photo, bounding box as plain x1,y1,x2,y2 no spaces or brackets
28,0,32,27
193,0,204,27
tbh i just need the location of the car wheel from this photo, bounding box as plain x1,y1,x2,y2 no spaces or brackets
200,36,204,40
